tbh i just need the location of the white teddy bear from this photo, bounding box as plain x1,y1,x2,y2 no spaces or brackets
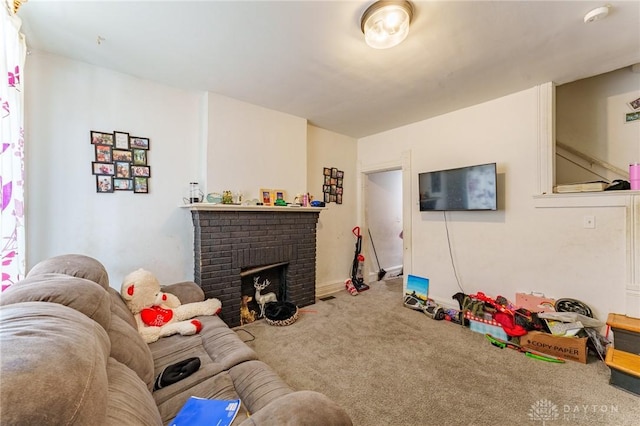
121,268,222,343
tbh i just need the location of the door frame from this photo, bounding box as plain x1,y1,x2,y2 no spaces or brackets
358,150,412,288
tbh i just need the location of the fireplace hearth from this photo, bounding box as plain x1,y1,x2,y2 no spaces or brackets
188,205,322,327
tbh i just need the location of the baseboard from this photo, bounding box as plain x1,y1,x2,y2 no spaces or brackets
383,265,403,278
367,264,403,282
316,279,346,299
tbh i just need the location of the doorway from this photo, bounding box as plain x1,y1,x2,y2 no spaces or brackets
364,169,403,281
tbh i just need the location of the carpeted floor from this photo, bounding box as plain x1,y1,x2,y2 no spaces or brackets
236,277,639,425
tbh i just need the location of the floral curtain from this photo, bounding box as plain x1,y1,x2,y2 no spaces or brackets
1,0,26,290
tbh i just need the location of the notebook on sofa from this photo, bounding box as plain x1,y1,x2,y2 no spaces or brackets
170,397,241,426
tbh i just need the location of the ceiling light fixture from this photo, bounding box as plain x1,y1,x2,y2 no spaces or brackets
583,5,610,23
361,1,414,49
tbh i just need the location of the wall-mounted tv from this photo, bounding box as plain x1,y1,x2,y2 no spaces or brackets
418,163,497,211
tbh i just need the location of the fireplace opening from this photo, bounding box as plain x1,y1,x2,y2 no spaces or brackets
240,262,288,324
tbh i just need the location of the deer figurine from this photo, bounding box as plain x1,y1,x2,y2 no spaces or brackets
254,276,277,318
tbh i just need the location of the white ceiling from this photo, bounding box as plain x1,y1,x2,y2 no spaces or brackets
17,1,640,138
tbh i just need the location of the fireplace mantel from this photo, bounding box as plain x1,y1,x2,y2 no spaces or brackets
182,203,324,213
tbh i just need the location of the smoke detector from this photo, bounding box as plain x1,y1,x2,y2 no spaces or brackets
584,5,610,23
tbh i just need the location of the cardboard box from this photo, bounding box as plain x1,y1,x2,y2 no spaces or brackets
521,331,588,363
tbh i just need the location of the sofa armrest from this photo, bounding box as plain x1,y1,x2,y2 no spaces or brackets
161,281,205,305
238,391,352,426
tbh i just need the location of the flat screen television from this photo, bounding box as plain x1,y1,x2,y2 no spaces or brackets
418,163,497,211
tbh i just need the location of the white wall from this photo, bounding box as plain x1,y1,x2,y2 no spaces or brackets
556,66,640,183
23,52,321,291
358,86,630,320
205,93,308,200
25,52,202,286
307,125,358,296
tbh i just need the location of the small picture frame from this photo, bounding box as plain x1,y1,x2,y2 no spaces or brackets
273,189,286,202
130,136,150,150
134,177,148,193
96,176,114,193
260,188,272,206
132,165,151,177
625,111,640,123
92,162,115,176
629,97,640,111
95,144,112,163
114,131,130,149
112,149,133,162
336,170,344,179
323,167,331,176
132,149,147,165
331,168,338,178
115,161,131,178
114,178,133,190
90,131,114,145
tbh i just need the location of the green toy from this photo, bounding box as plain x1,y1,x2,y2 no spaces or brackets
485,334,565,363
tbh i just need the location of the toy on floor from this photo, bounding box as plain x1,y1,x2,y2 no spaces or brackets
344,279,358,296
240,295,256,325
121,268,222,343
485,334,565,363
452,291,527,336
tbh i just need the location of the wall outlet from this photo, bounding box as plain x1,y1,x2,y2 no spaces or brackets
583,215,595,229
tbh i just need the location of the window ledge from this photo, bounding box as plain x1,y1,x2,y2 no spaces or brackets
533,191,640,208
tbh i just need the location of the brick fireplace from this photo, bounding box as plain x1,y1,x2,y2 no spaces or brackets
189,205,322,327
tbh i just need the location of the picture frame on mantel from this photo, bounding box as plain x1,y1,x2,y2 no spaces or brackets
260,188,272,206
273,189,286,202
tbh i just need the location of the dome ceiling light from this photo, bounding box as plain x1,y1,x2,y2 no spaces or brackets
361,1,414,49
583,5,610,23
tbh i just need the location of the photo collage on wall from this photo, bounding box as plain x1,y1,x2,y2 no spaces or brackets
322,167,343,204
91,130,151,194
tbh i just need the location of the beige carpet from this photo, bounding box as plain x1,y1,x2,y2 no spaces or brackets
236,277,639,425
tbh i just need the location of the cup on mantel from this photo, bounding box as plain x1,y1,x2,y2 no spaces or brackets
631,163,640,190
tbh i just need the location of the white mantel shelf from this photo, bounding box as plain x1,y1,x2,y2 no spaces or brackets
181,203,325,213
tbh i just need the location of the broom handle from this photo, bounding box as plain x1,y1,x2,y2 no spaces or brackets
368,229,382,269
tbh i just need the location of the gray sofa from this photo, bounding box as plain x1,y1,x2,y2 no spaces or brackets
0,254,352,425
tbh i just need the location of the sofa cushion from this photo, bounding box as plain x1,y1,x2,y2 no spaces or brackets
0,273,112,331
108,314,155,390
106,357,163,426
26,253,110,289
0,302,110,424
150,315,258,372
